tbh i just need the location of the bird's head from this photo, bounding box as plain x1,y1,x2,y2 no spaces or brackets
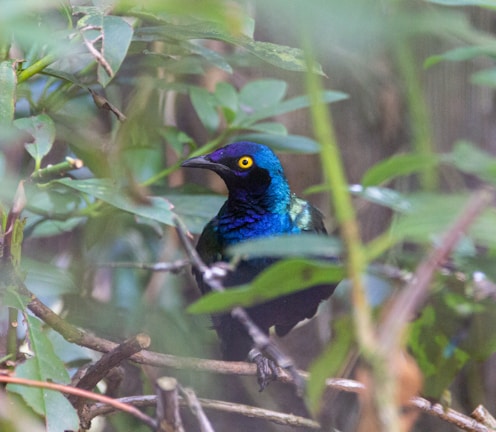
181,142,291,210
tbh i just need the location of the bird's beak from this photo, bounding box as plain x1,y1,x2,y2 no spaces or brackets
181,154,230,175
181,155,212,169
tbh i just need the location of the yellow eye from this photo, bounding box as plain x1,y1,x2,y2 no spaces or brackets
237,156,254,169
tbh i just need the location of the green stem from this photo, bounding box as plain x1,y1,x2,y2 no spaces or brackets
7,307,18,359
393,38,437,191
303,49,375,355
17,54,57,84
31,157,84,182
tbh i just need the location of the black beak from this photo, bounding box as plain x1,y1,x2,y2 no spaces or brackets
181,155,230,176
181,155,213,169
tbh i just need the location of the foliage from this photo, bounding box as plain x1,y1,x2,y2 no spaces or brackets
1,0,496,431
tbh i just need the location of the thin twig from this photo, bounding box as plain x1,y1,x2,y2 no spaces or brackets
173,216,305,394
179,386,215,432
100,259,190,273
86,394,321,430
80,26,113,77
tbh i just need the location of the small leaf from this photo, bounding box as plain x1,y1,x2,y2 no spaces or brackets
349,185,411,212
233,133,321,153
215,82,238,114
245,122,287,135
188,259,343,314
424,45,496,69
228,234,341,259
238,91,347,126
0,60,17,125
190,87,220,132
471,67,496,88
55,178,175,226
239,79,287,112
7,297,79,432
361,153,438,187
14,114,56,169
445,140,496,184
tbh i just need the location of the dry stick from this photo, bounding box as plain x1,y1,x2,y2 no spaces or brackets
0,375,157,430
86,394,322,430
173,216,305,393
156,377,185,432
379,188,494,351
472,405,496,429
179,386,215,432
80,26,114,77
70,333,151,406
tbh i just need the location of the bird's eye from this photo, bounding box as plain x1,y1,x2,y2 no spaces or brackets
237,156,254,170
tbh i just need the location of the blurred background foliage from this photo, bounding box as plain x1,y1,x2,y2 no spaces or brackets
2,0,496,431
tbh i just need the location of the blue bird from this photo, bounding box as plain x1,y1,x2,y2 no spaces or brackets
182,141,335,388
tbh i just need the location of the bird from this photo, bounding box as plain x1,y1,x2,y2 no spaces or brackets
181,141,335,389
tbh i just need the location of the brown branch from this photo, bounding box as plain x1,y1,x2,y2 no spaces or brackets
179,386,215,432
0,374,157,430
411,398,490,432
80,26,113,77
86,394,321,430
156,377,184,432
70,333,151,406
472,405,496,429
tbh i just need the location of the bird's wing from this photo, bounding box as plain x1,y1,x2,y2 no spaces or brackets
289,195,327,234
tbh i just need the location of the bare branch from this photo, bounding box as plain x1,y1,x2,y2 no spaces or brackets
179,386,215,432
100,259,190,273
156,377,184,432
80,25,114,77
70,333,151,406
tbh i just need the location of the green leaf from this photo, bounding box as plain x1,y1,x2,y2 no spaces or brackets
188,259,343,314
55,178,175,226
238,91,348,126
361,153,438,187
234,133,321,153
245,122,287,135
409,304,470,399
14,114,56,169
190,87,220,132
166,193,226,234
215,82,238,121
228,234,341,259
239,79,287,112
85,15,134,87
349,185,411,212
424,45,496,69
445,140,496,183
0,60,17,125
307,318,353,414
471,67,496,88
139,22,324,73
7,294,78,432
180,40,232,73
